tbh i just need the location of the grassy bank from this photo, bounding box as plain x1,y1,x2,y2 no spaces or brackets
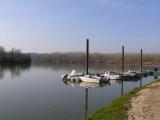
88,80,160,120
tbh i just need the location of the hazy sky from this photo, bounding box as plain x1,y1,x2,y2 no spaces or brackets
0,0,160,53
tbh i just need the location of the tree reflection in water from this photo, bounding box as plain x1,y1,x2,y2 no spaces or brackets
0,64,31,79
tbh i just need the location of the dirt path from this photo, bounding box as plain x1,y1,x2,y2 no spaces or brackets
128,82,160,120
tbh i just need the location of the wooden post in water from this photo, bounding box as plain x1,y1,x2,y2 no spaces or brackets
84,39,89,119
121,46,124,95
140,49,143,86
122,46,124,73
86,39,89,75
141,49,143,72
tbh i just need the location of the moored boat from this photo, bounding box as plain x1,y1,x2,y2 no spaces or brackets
61,70,84,81
79,75,100,83
101,71,121,80
121,70,141,80
79,74,109,83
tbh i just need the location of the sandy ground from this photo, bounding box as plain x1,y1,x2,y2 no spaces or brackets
128,82,160,120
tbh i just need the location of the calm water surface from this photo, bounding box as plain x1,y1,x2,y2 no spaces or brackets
0,65,158,120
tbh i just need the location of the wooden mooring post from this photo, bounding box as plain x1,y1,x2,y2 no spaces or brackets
86,39,89,75
121,46,124,95
122,46,124,73
141,49,143,72
140,49,143,86
84,39,89,119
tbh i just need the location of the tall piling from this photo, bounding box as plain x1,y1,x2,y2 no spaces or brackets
121,46,124,95
86,39,89,75
84,39,89,119
141,49,143,72
122,46,124,73
140,49,143,86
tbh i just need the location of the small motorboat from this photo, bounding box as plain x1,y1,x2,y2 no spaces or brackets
122,70,141,79
79,74,109,83
61,70,84,81
101,71,121,80
79,75,100,83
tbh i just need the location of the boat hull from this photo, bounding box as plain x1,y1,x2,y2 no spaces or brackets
79,77,100,83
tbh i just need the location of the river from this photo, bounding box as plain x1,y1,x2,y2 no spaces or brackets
0,64,158,120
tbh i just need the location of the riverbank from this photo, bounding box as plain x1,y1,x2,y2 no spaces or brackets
128,80,160,120
88,80,160,120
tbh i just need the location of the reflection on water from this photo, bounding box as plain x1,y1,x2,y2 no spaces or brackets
62,80,110,88
84,88,88,120
0,64,159,120
62,79,111,119
62,79,112,119
0,64,31,79
62,75,159,119
121,81,124,95
62,80,111,120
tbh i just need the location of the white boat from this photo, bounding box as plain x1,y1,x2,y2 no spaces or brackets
122,70,141,79
61,70,84,80
124,70,137,77
102,71,121,80
79,75,101,83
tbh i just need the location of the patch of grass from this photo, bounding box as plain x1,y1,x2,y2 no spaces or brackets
87,80,160,120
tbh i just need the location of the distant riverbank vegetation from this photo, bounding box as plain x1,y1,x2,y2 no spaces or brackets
31,52,160,66
0,47,31,64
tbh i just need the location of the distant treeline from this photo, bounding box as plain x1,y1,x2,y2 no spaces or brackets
0,47,31,64
31,52,160,66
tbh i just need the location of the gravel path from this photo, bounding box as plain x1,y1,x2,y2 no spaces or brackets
128,82,160,120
